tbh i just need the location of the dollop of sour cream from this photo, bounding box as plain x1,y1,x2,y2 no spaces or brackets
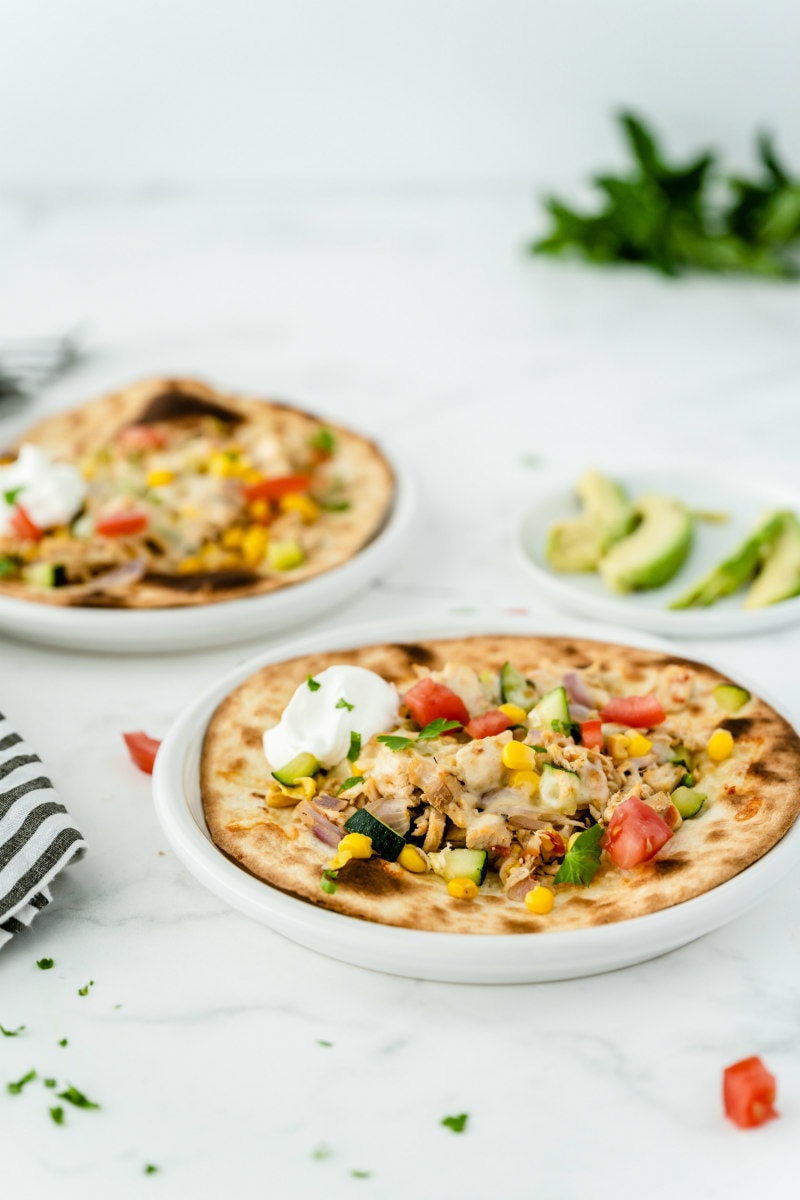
0,444,87,535
263,665,400,771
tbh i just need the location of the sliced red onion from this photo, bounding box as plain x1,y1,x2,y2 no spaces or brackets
563,671,593,708
507,874,538,901
629,755,658,770
568,703,595,723
527,729,545,743
297,802,342,846
314,793,347,811
366,795,410,834
507,811,547,830
72,559,147,593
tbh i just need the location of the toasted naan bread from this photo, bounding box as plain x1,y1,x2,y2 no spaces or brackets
201,636,800,935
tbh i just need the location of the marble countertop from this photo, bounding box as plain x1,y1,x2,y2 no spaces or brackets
1,190,799,1198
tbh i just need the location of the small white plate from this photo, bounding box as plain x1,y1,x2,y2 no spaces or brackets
0,473,414,654
152,614,800,983
516,467,800,638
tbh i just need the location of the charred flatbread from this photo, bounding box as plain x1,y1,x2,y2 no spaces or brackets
201,635,800,935
0,377,394,608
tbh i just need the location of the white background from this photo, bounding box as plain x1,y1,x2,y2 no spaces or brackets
2,0,799,191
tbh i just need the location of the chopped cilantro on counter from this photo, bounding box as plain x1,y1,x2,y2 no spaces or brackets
335,697,354,712
0,1024,25,1037
78,981,94,996
7,1069,36,1095
144,1164,159,1175
351,1169,371,1179
49,1106,65,1125
57,1084,99,1109
554,824,605,887
36,958,54,970
316,1040,333,1048
44,1078,57,1089
338,776,364,794
58,1038,68,1048
348,731,361,761
312,1144,333,1161
441,1113,469,1133
306,675,321,692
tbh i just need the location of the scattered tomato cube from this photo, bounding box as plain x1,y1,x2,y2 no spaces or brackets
723,1056,778,1129
123,731,161,775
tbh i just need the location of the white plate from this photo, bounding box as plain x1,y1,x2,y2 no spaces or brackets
0,472,414,654
152,614,800,983
516,467,800,638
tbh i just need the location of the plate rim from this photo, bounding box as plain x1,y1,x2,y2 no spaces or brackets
152,613,800,979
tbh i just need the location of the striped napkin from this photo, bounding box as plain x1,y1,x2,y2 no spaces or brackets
0,713,87,949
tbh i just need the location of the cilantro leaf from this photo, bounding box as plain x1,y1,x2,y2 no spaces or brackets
551,719,580,739
338,776,364,794
7,1069,36,1095
335,697,354,712
78,981,94,996
376,735,414,752
316,1039,333,1047
144,1165,159,1175
441,1113,469,1133
554,824,605,887
351,1170,371,1179
531,745,547,753
312,1144,333,1161
44,1078,57,1089
36,957,54,970
3,487,23,507
58,1038,68,1048
347,731,361,761
311,428,336,456
49,1106,65,1125
57,1084,99,1109
306,675,321,692
417,718,462,740
0,1024,25,1037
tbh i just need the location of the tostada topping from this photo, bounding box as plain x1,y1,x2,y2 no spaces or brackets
0,444,87,537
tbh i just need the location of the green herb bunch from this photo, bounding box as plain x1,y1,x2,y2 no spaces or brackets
532,112,800,277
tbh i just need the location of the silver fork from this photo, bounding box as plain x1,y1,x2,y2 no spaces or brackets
0,332,84,402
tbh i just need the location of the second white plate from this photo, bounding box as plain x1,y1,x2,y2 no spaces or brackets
516,467,800,638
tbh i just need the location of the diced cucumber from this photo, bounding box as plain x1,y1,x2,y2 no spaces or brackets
428,847,488,886
271,752,320,785
500,663,537,712
538,762,582,815
344,809,405,861
0,555,19,578
671,786,707,819
531,686,570,730
670,744,692,769
21,563,67,588
713,684,751,713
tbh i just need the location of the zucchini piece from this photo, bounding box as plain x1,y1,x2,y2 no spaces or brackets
0,555,19,578
271,752,320,785
670,744,692,769
531,686,570,730
500,663,537,712
672,786,707,819
344,809,405,861
428,847,488,886
713,684,751,713
21,563,67,587
538,762,581,815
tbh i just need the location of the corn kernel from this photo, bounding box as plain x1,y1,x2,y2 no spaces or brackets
337,832,373,859
280,492,320,524
242,525,269,566
269,775,317,804
248,499,270,520
502,741,536,770
498,703,529,724
608,734,630,760
525,885,555,915
267,539,305,571
222,526,245,549
178,557,202,573
266,788,303,808
508,768,540,797
398,844,429,873
447,877,478,901
567,831,583,851
626,733,652,757
243,469,264,485
707,728,734,762
147,469,174,488
327,848,353,871
209,451,236,478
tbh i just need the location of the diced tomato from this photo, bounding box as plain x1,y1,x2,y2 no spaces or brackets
542,830,566,858
600,693,666,728
403,678,470,728
117,425,166,451
723,1057,778,1129
243,474,311,503
9,505,43,542
580,719,604,750
123,731,161,775
96,512,149,537
465,709,513,739
602,796,673,869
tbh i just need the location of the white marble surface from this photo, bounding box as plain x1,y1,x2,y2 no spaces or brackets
1,190,799,1198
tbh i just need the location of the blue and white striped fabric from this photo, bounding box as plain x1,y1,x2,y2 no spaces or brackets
0,713,86,949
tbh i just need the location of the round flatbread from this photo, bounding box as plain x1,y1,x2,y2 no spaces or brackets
201,635,800,935
0,376,394,608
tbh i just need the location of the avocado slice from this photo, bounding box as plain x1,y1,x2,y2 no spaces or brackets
546,471,635,572
599,493,693,593
671,511,786,610
744,512,800,609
